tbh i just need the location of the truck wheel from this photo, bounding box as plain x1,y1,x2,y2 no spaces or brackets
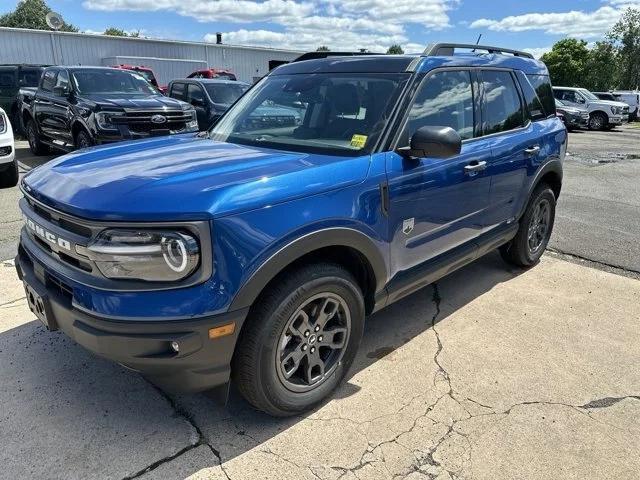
26,120,49,155
0,159,19,188
500,183,556,268
75,130,93,150
233,263,365,416
588,112,607,131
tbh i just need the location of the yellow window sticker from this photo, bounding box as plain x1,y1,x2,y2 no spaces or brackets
350,134,368,149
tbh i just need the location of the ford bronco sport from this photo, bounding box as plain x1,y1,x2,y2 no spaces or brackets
15,44,566,416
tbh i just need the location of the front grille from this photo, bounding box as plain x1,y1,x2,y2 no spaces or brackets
112,110,191,134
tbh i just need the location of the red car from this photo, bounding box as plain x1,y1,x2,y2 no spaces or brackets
187,68,237,81
112,65,167,94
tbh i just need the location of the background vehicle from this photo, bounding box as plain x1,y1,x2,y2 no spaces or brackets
16,44,566,417
0,106,17,188
112,64,167,94
187,68,237,81
20,66,198,155
593,91,617,102
555,99,589,130
168,79,249,130
0,64,47,133
612,90,640,121
553,86,628,130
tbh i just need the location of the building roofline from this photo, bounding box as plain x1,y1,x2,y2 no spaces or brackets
0,26,303,55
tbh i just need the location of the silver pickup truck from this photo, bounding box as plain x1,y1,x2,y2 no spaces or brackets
553,86,629,130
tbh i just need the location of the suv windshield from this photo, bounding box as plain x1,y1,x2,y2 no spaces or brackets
204,83,249,104
72,69,159,95
579,89,598,101
209,73,408,155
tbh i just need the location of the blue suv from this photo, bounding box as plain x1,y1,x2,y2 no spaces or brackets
15,44,566,416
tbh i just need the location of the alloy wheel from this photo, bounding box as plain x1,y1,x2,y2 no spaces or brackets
276,292,351,393
527,198,551,254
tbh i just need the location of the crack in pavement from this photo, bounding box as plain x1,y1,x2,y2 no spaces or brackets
121,382,231,480
0,296,26,308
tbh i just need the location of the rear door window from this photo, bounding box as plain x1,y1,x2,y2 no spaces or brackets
515,71,546,121
481,70,525,135
401,69,475,144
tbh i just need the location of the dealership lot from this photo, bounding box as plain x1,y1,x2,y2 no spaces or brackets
0,125,638,479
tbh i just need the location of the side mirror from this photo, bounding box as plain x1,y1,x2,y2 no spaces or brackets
52,85,69,97
398,126,462,159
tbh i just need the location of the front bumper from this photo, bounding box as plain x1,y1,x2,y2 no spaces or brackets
564,114,588,129
15,243,248,393
609,115,624,125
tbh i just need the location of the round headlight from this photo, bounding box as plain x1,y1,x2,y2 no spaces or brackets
87,229,200,282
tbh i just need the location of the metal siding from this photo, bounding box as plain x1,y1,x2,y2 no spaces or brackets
0,27,300,83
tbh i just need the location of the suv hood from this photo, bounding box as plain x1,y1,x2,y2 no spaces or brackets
592,99,628,108
84,94,187,111
22,135,370,221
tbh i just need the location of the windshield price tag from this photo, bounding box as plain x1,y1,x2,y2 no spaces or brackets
350,134,368,149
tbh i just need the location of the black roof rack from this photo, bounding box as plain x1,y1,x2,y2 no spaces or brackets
292,51,378,63
423,43,534,59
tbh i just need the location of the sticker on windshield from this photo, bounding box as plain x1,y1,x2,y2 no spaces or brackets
350,134,368,149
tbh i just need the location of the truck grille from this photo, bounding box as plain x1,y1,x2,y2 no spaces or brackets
112,110,192,134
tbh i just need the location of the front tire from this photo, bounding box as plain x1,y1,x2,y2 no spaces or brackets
0,159,19,188
75,129,93,150
26,120,49,155
233,263,365,416
588,112,607,131
500,184,556,267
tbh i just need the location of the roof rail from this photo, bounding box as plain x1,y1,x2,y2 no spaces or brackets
423,43,534,59
292,51,377,63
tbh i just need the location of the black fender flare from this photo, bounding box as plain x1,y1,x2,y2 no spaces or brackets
228,227,388,311
519,158,563,218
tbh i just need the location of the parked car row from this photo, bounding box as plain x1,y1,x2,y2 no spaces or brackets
553,86,636,131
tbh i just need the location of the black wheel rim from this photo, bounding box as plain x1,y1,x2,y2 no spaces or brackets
527,199,551,254
276,293,351,393
591,115,603,129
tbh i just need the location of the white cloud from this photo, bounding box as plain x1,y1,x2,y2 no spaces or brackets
470,2,640,39
82,0,314,23
83,0,457,52
522,46,552,59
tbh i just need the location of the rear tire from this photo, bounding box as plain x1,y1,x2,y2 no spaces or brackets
233,263,365,416
26,120,49,155
500,184,556,268
0,159,19,188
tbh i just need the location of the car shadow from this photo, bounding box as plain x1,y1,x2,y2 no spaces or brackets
0,251,527,478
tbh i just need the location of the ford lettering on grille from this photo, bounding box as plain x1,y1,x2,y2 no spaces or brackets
24,215,72,251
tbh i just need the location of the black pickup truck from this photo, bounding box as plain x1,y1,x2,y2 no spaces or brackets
19,66,198,155
0,64,48,133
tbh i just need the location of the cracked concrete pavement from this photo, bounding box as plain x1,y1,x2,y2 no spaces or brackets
1,251,639,480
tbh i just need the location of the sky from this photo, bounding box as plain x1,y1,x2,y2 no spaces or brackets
5,0,640,56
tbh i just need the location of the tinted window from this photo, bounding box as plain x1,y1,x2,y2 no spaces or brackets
515,71,546,121
482,70,524,134
19,68,43,87
0,67,17,87
41,70,57,92
204,83,249,104
526,74,555,117
72,69,157,95
170,82,186,101
187,84,205,104
55,70,69,90
402,70,475,144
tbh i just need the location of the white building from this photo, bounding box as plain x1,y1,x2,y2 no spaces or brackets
0,27,301,84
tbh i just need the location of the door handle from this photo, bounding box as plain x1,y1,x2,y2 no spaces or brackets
464,160,487,174
524,145,540,155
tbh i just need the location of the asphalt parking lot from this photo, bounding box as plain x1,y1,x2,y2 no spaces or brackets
1,126,639,479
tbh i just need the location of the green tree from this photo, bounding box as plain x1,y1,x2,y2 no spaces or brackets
386,44,404,54
608,7,640,90
104,27,139,37
583,41,618,91
541,38,590,87
316,46,330,52
0,0,77,32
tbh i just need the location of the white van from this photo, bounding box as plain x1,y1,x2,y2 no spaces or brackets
612,91,640,121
